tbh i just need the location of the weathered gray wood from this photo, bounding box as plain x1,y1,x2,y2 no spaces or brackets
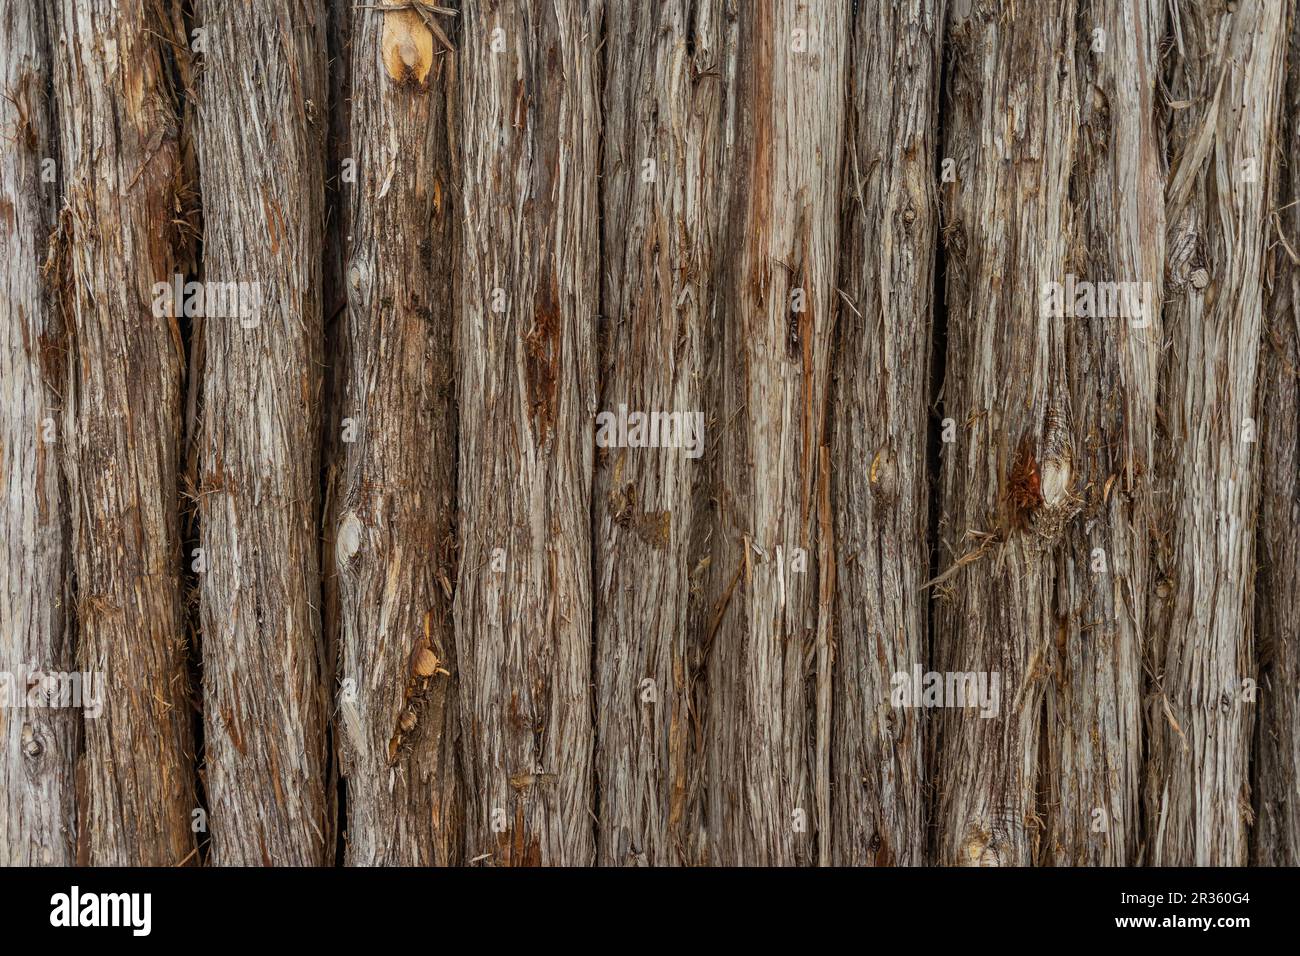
1041,0,1165,866
1254,8,1300,868
932,0,1078,867
454,0,600,866
195,0,330,865
1144,0,1287,866
332,1,461,865
47,0,197,866
699,0,846,866
830,0,942,868
0,0,76,867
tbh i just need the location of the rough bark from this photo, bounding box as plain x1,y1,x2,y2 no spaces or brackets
932,0,1078,867
332,1,460,865
1254,9,1300,868
454,0,600,866
830,0,942,868
195,0,330,865
594,0,728,868
47,0,196,867
699,0,846,866
1041,0,1165,865
0,0,76,866
1144,0,1287,866
6,0,1298,872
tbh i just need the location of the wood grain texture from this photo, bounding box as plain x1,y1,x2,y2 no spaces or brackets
194,0,330,866
594,0,729,868
1254,7,1300,868
932,0,1078,867
699,0,846,866
47,0,197,867
1144,0,1287,866
1041,0,1165,866
0,0,76,867
454,0,600,866
830,0,942,868
2,0,1296,869
332,1,461,866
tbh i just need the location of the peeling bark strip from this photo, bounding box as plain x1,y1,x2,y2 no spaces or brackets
830,0,942,868
1255,10,1300,868
195,0,329,865
1042,0,1164,866
47,0,196,866
1143,0,1287,867
594,0,728,868
332,0,460,866
933,0,1078,867
700,0,846,867
1,1,76,866
455,0,600,866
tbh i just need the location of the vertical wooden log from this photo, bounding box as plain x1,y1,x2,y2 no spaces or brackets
830,0,942,867
195,0,330,865
932,0,1078,866
1,0,76,866
1043,0,1164,865
700,0,846,866
594,0,728,867
1254,10,1300,868
1145,0,1288,866
455,0,600,866
48,0,196,866
332,2,460,865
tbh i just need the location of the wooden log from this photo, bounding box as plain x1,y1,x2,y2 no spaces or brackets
0,0,76,866
194,0,330,865
1254,6,1300,869
1041,0,1165,865
47,0,197,866
332,0,461,865
454,0,600,866
698,0,847,866
830,0,942,868
594,0,730,867
1144,0,1288,866
932,0,1079,867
